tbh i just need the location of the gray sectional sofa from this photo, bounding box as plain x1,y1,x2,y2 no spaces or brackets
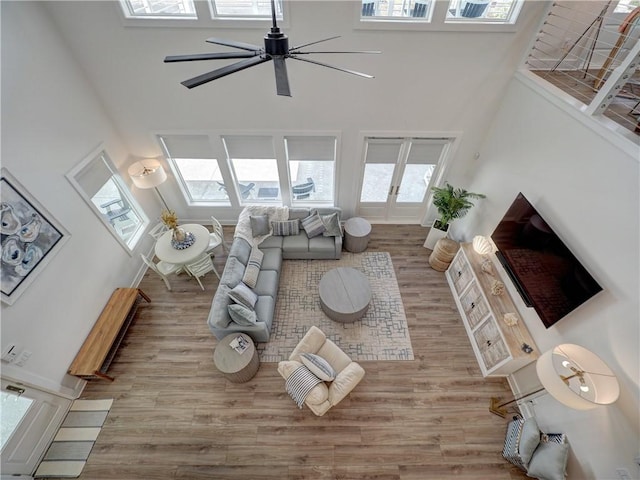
207,207,342,343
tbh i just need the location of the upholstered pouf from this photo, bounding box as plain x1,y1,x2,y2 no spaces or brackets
428,238,460,272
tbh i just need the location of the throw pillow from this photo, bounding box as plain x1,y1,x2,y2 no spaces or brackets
519,418,541,466
227,282,258,310
526,441,569,480
271,219,300,236
242,247,264,288
321,212,342,237
228,304,258,326
300,212,326,238
250,214,270,237
300,353,337,381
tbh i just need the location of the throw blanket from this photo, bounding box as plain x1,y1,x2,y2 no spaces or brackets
234,205,289,247
285,365,322,409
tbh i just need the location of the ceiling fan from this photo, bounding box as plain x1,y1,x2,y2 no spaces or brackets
164,0,380,97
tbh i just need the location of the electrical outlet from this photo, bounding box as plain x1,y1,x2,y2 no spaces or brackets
1,344,20,363
616,468,631,480
14,350,32,367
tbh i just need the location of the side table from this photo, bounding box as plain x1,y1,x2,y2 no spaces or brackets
213,333,260,383
344,217,372,253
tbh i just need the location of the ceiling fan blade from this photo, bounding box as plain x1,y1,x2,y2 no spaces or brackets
273,56,291,97
289,56,374,79
165,51,260,63
290,36,341,51
290,50,381,55
205,37,262,52
181,56,271,89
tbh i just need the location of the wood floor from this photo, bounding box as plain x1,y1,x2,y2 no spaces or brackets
73,225,527,480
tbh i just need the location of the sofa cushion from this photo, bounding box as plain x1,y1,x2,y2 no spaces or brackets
228,237,252,265
301,212,326,238
283,234,309,253
259,235,283,249
271,219,300,236
242,247,264,288
308,236,337,255
321,212,342,237
209,285,233,328
301,353,337,381
253,270,279,297
250,214,270,237
254,296,275,331
221,256,245,288
228,282,258,309
288,208,311,220
260,247,282,272
228,304,258,326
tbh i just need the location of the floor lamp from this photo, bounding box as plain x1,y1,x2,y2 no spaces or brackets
128,159,171,211
490,344,619,417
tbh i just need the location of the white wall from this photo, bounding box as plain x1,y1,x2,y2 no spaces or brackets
43,0,547,222
458,74,640,479
0,1,157,395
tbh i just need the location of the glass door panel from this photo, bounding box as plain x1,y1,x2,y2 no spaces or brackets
360,163,395,202
396,163,435,203
1,391,33,450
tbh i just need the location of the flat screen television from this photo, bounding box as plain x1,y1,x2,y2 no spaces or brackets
491,193,602,328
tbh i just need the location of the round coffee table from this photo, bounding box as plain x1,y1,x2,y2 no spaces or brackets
318,267,372,323
213,333,260,383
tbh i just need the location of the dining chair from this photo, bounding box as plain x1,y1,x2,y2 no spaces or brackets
207,216,228,255
184,253,220,290
148,221,169,240
140,253,182,291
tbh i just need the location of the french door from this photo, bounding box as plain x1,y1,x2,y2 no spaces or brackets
356,137,450,222
1,377,70,475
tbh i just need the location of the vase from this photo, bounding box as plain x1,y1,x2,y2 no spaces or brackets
172,227,186,243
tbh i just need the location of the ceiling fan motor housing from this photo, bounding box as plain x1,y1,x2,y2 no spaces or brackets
264,30,289,56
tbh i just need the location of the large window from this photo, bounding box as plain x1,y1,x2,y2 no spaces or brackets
222,136,278,203
285,136,336,205
209,0,283,19
159,134,338,206
159,134,231,205
445,0,522,23
119,0,196,18
361,0,433,21
67,149,148,251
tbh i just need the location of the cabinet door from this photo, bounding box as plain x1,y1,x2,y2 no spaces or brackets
473,318,510,372
459,282,490,329
449,254,473,294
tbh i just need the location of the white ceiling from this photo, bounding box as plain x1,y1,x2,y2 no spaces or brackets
42,1,548,163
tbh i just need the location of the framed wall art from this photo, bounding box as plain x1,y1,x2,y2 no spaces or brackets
1,168,70,305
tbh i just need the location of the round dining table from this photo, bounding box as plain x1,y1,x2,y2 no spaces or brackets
154,223,210,265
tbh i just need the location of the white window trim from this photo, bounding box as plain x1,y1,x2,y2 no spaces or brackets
66,145,149,254
115,1,290,29
355,0,528,32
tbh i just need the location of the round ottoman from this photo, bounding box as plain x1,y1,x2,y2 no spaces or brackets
429,238,460,272
318,267,372,323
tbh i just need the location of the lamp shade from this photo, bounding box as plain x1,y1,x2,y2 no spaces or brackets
536,344,619,410
472,235,493,255
128,160,167,189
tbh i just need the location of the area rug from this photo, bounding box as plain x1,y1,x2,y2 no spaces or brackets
34,398,113,478
258,252,413,362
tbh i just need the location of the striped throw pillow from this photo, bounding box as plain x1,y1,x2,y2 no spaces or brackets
271,219,300,236
242,247,264,288
300,213,326,238
300,353,336,381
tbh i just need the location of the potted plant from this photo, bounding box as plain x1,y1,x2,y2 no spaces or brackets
424,183,486,249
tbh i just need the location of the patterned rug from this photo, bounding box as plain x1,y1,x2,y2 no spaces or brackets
34,398,113,478
258,252,413,362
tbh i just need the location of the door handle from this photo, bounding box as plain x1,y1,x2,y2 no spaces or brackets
395,186,400,195
6,384,25,396
388,186,394,196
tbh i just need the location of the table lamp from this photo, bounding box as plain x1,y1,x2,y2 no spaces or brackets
128,159,170,211
490,343,619,417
